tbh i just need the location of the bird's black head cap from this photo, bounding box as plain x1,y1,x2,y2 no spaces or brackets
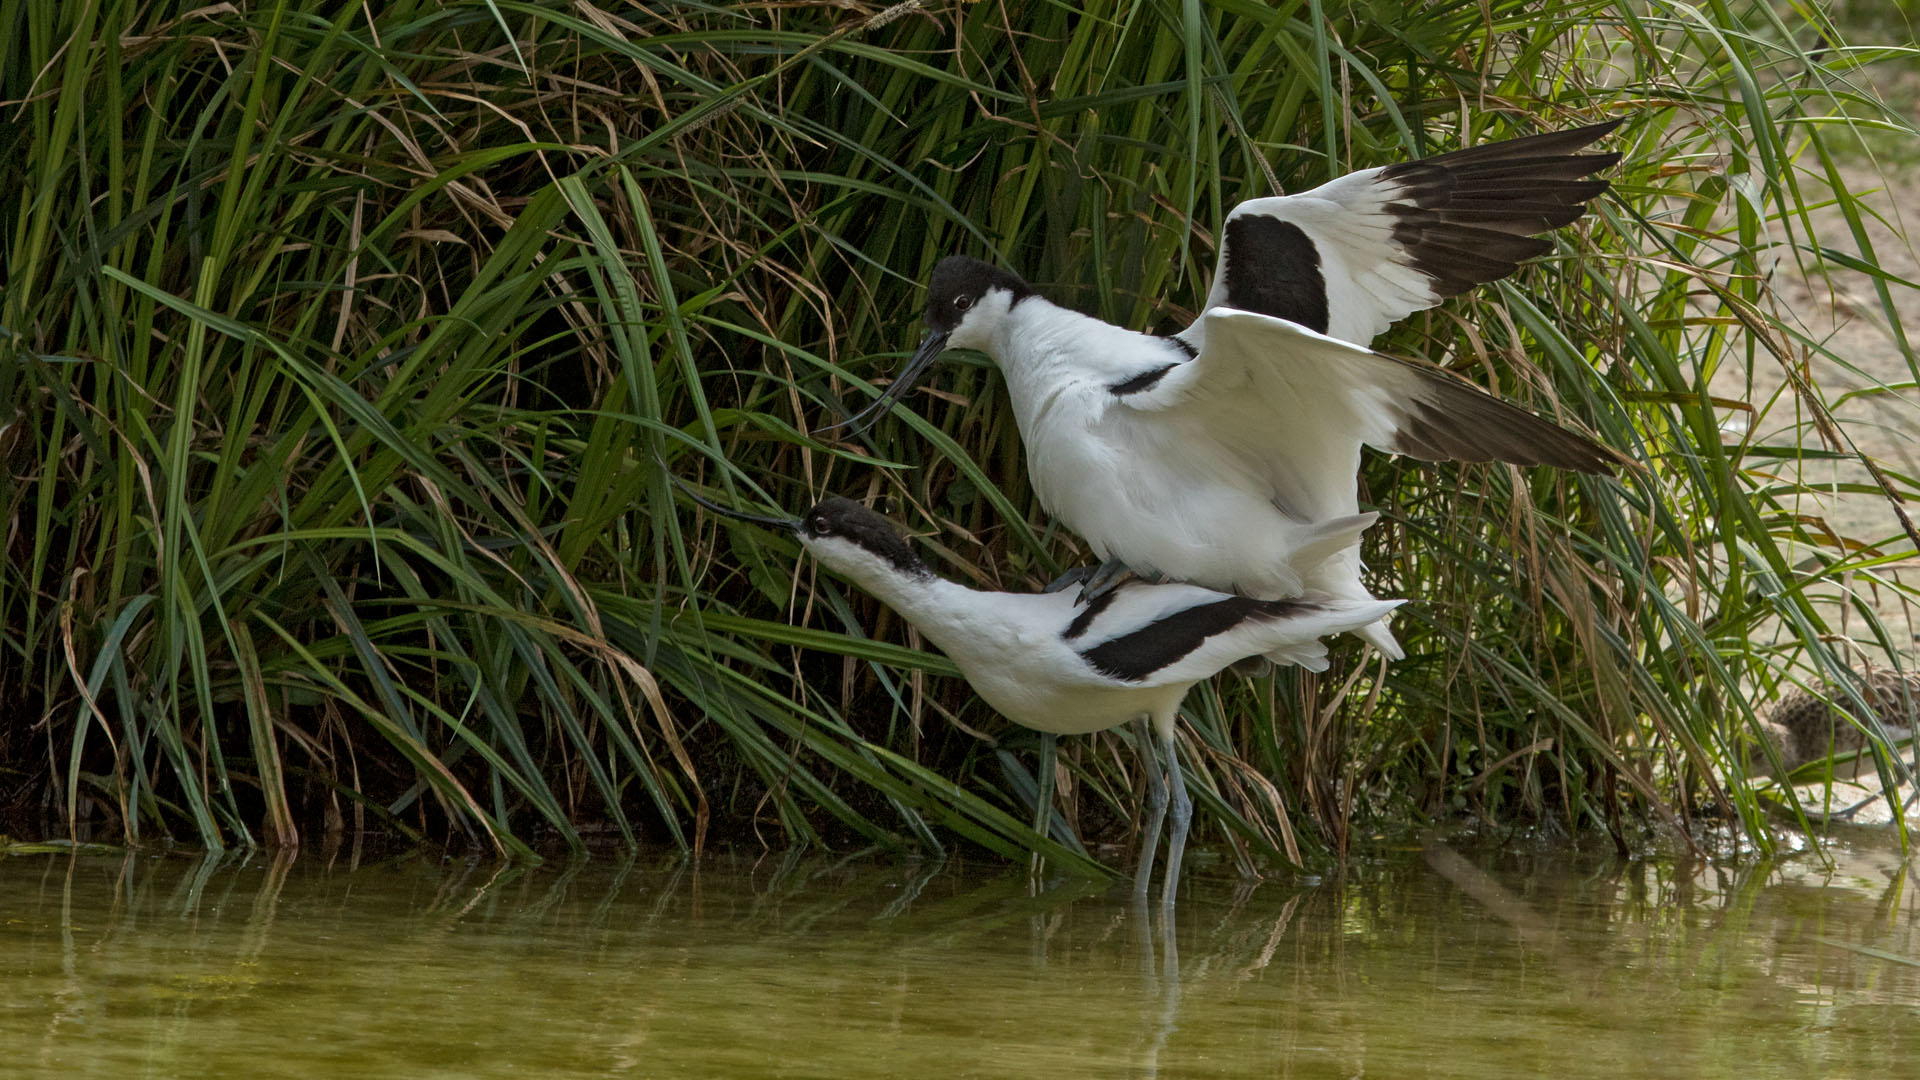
923,255,1033,332
830,257,1033,435
800,497,929,577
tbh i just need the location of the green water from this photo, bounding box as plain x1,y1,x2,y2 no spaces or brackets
3,837,1916,1078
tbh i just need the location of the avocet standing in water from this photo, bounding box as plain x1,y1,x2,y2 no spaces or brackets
840,121,1625,659
681,488,1397,906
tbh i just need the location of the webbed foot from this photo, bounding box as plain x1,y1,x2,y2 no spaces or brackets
1043,565,1096,594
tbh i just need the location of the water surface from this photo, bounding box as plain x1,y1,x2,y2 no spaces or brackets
3,837,1916,1077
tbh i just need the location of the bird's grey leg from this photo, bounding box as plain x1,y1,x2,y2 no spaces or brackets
1160,724,1192,909
1228,656,1274,679
1029,732,1058,879
1133,892,1157,980
1042,565,1095,594
1132,717,1168,901
1079,560,1165,604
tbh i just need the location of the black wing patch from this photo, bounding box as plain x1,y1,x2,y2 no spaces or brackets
1222,216,1329,334
1211,121,1618,335
1079,596,1320,683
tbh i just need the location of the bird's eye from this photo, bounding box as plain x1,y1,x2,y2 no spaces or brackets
953,295,973,312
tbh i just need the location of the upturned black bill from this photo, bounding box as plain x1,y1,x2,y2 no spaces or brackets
662,470,799,531
825,329,951,434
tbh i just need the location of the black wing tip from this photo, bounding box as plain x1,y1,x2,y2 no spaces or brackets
1399,117,1626,179
1394,364,1625,477
1396,414,1621,476
1383,122,1620,293
1545,118,1625,144
1464,116,1625,152
1526,429,1625,476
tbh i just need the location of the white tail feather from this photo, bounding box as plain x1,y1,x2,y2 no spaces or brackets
1268,642,1331,672
1354,618,1405,661
1266,596,1405,670
1289,512,1378,578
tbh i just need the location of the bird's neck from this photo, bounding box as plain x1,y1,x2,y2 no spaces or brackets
874,574,1003,661
991,300,1149,422
815,547,982,644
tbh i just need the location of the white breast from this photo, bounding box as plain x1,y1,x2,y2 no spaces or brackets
903,589,1185,736
991,307,1332,599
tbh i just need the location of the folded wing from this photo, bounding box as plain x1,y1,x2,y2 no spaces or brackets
1195,120,1621,346
1075,592,1406,687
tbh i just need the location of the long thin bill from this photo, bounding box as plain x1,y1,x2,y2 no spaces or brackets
823,329,951,434
661,470,799,530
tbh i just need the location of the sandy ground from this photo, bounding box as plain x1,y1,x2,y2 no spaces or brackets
1704,58,1920,663
1707,44,1920,819
1746,167,1920,542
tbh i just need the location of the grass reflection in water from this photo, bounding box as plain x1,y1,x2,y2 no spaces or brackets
1,838,1916,1078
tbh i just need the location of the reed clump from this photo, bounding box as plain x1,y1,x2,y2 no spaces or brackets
2,0,1914,863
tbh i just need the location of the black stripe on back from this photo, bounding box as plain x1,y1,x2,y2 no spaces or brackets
1223,215,1329,334
1079,596,1319,683
1061,589,1119,641
1109,363,1176,396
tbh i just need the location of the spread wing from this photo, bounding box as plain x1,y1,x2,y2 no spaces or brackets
1124,308,1617,522
1192,120,1621,346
